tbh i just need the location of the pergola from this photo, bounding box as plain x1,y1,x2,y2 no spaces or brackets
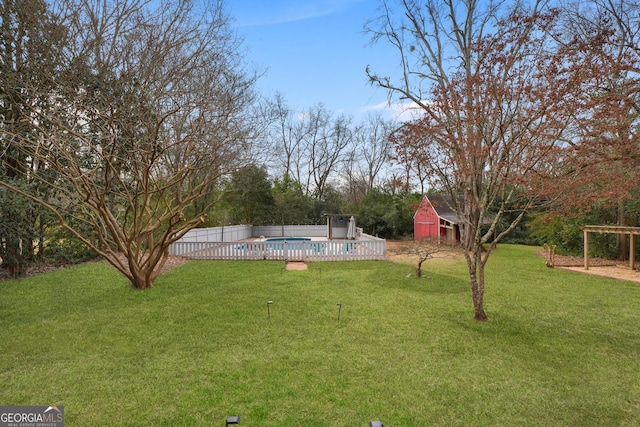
582,225,640,270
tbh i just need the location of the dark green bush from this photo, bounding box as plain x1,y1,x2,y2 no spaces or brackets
43,238,97,266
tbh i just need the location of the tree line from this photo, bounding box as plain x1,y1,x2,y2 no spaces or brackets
1,0,638,320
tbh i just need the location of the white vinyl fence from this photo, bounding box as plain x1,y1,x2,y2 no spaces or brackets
176,225,253,242
169,225,386,262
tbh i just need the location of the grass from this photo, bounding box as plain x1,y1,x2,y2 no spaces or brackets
1,245,639,426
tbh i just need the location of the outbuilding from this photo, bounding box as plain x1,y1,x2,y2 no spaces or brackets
325,214,358,240
413,194,460,244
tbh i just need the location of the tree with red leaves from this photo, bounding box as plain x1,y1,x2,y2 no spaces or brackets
365,0,630,321
543,0,640,258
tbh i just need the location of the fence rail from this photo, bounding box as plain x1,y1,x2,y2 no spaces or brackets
170,239,386,262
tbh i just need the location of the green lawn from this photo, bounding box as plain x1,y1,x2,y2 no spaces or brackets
1,245,639,426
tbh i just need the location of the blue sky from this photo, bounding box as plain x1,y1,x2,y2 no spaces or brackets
228,0,402,119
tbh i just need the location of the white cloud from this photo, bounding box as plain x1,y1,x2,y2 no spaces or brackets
359,100,424,122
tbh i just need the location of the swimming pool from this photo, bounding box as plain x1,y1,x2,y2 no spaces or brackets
265,237,311,242
263,237,325,253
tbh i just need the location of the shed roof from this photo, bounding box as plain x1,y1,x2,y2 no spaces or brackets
426,194,459,224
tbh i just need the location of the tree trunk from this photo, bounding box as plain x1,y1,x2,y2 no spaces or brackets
4,237,25,278
104,249,167,289
126,253,165,289
128,264,156,289
131,277,155,289
466,247,488,321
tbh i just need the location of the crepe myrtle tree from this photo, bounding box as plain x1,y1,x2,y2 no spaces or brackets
366,0,609,320
0,0,258,289
547,0,640,258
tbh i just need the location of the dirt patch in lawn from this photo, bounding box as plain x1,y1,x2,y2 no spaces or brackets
385,240,463,264
539,251,640,283
285,261,308,271
104,254,191,277
557,265,640,283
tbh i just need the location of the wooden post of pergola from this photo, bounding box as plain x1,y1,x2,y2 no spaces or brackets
582,225,640,271
584,228,589,270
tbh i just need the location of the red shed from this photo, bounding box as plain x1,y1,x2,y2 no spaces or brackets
414,194,460,244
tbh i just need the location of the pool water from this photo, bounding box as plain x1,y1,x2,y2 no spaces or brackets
265,237,311,242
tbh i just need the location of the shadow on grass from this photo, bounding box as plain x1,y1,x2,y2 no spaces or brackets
447,306,640,361
385,269,469,296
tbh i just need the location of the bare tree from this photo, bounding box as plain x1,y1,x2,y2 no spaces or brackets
366,0,602,320
265,93,310,186
356,113,396,192
413,240,442,278
341,113,397,204
306,104,354,200
0,0,257,288
341,148,367,204
267,99,355,199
